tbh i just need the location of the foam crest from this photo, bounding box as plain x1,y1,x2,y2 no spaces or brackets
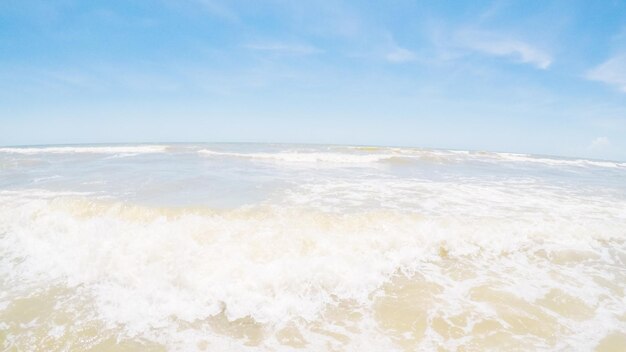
198,149,397,164
491,152,626,169
198,146,626,169
1,185,625,350
0,145,168,155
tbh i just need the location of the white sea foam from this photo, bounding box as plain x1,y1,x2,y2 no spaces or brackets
197,147,626,169
490,152,626,169
198,149,398,164
1,179,625,350
1,144,625,351
0,145,168,155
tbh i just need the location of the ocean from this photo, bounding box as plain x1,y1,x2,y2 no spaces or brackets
0,143,625,351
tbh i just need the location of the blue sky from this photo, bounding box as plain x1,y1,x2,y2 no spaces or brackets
1,0,626,160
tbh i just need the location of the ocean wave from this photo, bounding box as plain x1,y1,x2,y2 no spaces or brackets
0,145,169,155
197,147,626,169
1,144,622,170
2,144,626,350
198,149,397,164
197,148,467,166
1,190,624,350
490,152,626,169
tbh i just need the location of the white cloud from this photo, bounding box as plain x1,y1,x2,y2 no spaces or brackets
589,136,610,150
379,33,417,64
43,67,180,93
244,42,322,56
385,47,416,63
193,0,238,22
457,30,552,69
587,54,626,92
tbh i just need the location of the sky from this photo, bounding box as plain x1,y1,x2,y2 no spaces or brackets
1,0,626,160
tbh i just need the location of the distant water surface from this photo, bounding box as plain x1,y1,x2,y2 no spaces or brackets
1,143,625,351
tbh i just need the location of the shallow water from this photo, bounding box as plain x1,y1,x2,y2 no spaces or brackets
0,143,625,351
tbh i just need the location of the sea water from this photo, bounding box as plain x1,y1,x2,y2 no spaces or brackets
0,143,625,351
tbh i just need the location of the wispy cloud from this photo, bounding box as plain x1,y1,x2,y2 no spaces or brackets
41,66,181,93
588,137,610,152
456,30,552,69
193,0,238,22
587,54,626,92
162,0,237,22
244,41,323,56
385,46,416,63
377,33,417,64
